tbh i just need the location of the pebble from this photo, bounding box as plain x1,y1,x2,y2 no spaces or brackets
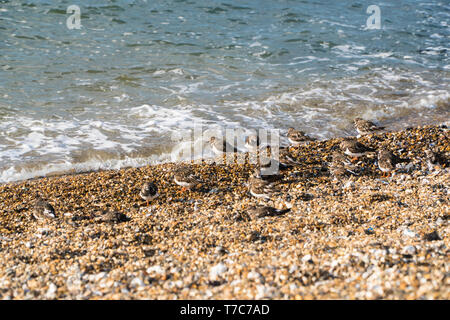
402,245,417,256
130,278,145,288
209,263,228,280
0,125,447,299
402,228,418,238
45,283,57,299
146,266,164,274
247,271,264,283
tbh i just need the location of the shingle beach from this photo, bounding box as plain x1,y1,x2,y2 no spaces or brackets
0,125,448,299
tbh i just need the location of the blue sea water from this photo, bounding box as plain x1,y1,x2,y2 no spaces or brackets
0,0,449,182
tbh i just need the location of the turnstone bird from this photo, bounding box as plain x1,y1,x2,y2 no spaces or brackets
173,166,202,190
287,128,316,146
209,136,238,155
33,197,56,221
260,146,292,171
95,210,129,223
332,151,352,166
331,151,358,170
354,118,385,136
329,163,352,180
253,167,283,183
279,147,301,167
140,182,158,206
328,151,358,179
248,173,279,199
245,134,260,152
247,205,290,219
377,148,409,177
424,149,447,170
340,138,376,162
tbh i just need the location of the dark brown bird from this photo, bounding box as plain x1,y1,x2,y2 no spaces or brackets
329,163,352,180
332,151,352,166
329,152,358,180
173,166,202,191
340,138,376,162
248,172,280,199
279,147,301,166
377,148,409,177
209,136,238,155
140,182,158,206
287,128,316,146
253,167,283,183
331,151,358,170
425,149,447,170
260,145,292,171
354,118,385,136
95,210,129,223
33,198,56,221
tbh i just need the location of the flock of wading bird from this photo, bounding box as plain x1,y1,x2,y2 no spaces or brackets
33,118,447,221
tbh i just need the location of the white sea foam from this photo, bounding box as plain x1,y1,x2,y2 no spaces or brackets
0,155,166,183
0,69,448,184
366,52,393,58
333,45,366,56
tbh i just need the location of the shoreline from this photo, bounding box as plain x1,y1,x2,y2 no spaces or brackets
2,117,449,187
0,124,448,299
